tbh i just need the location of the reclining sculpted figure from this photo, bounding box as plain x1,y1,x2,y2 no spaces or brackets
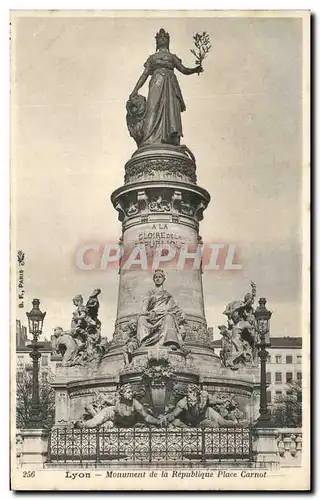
74,383,160,429
159,384,240,428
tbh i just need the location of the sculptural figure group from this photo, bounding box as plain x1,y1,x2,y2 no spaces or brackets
53,270,188,367
74,382,245,429
51,30,260,433
53,275,259,374
52,289,108,366
74,384,159,429
219,281,259,370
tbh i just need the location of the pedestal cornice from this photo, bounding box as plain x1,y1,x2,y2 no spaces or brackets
111,181,210,228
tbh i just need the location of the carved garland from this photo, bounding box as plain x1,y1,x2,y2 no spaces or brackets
201,385,252,398
183,321,212,346
69,387,117,399
112,322,131,344
124,158,197,184
113,320,212,349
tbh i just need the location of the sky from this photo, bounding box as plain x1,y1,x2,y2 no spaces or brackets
11,12,304,340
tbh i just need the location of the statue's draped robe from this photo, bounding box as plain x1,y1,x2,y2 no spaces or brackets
142,52,186,146
137,288,184,348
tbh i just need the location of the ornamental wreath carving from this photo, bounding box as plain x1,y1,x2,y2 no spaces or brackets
124,157,197,184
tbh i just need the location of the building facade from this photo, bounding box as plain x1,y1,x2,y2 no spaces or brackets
265,337,302,404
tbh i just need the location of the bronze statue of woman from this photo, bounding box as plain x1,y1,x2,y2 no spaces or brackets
129,29,203,147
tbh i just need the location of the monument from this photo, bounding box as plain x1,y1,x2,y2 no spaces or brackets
53,29,261,437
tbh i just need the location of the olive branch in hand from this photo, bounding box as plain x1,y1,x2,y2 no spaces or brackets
190,31,212,75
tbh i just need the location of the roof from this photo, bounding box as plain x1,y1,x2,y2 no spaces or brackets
211,337,302,348
267,337,302,348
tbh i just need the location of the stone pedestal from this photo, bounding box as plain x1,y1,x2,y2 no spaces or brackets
52,144,260,427
106,145,214,367
53,365,118,423
20,429,48,468
252,427,279,469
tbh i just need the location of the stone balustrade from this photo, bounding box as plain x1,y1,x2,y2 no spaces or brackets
276,429,302,464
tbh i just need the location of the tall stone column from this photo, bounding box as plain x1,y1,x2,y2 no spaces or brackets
104,144,217,371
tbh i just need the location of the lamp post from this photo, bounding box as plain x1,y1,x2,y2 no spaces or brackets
254,297,272,427
26,298,46,428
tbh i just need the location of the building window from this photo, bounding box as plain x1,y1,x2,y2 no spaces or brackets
275,356,282,364
286,372,293,383
41,355,48,366
266,372,271,384
267,391,271,403
275,372,282,384
275,391,283,399
286,355,293,364
286,390,293,397
297,355,302,364
297,372,302,382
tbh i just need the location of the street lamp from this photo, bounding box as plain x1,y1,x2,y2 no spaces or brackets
254,297,272,427
26,298,46,428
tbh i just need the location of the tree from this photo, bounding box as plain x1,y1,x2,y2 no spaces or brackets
271,381,302,428
16,365,55,429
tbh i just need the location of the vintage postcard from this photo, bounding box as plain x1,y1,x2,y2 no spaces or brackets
10,10,310,491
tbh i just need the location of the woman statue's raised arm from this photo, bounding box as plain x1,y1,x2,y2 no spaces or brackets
175,58,203,76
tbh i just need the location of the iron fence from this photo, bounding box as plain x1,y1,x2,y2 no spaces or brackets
47,426,253,464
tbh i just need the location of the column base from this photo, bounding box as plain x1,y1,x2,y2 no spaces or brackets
252,427,280,468
20,428,48,468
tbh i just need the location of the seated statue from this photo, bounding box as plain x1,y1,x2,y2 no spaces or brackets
137,269,186,350
159,384,237,428
74,383,160,429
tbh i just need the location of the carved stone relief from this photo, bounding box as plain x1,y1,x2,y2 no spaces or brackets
115,188,208,223
124,157,197,185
